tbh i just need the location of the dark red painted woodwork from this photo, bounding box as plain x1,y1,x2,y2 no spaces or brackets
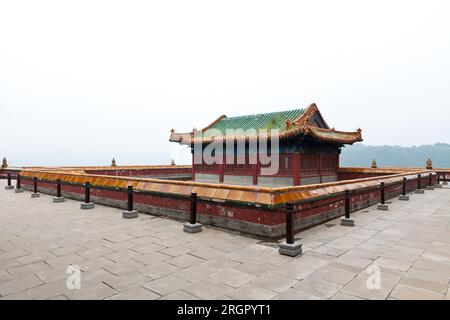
18,173,438,237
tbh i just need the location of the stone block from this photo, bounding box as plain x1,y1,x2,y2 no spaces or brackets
31,193,40,198
399,195,410,201
278,241,302,257
425,186,434,190
183,223,202,233
80,202,95,210
14,188,23,193
435,184,442,188
122,210,138,219
415,189,425,194
4,185,14,190
377,203,389,211
53,197,65,203
340,217,355,226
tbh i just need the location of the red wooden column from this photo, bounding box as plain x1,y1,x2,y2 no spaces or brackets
319,153,323,183
298,152,302,185
252,165,258,185
219,153,225,183
252,154,259,185
293,152,301,186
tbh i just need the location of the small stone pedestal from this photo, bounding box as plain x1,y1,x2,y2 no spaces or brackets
122,210,138,219
443,182,448,186
53,197,65,203
340,218,355,226
425,186,434,191
5,185,14,190
377,203,389,211
399,195,410,201
415,189,425,194
435,184,442,189
31,193,40,198
183,223,202,233
80,202,95,210
279,241,303,257
14,188,23,193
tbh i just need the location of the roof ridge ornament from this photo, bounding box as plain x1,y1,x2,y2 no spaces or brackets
285,119,294,129
1,157,7,169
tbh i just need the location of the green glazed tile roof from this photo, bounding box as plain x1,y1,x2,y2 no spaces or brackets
202,108,305,137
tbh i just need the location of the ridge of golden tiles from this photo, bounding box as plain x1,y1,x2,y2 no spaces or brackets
19,167,435,208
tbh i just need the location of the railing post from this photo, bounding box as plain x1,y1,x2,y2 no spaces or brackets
285,202,294,244
31,177,40,198
377,182,389,210
85,182,90,203
415,174,425,194
127,186,133,212
344,190,350,219
14,174,23,193
279,202,302,256
425,173,435,190
183,192,202,233
122,185,138,219
399,177,410,200
53,179,65,202
341,190,355,226
57,179,61,197
80,182,95,209
435,174,443,188
190,192,198,225
5,172,14,190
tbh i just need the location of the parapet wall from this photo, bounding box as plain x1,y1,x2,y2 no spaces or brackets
13,165,441,239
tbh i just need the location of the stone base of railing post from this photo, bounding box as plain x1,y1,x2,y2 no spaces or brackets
435,184,442,189
53,197,65,203
425,186,434,191
31,193,40,198
443,182,448,185
399,195,410,201
122,210,138,219
5,185,14,190
279,241,302,257
183,223,202,233
80,202,95,210
377,203,389,211
14,188,23,193
340,218,355,226
415,189,425,194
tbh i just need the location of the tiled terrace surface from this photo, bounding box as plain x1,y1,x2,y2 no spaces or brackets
1,179,450,300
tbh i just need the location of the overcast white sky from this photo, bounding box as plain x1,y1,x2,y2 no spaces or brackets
1,0,449,166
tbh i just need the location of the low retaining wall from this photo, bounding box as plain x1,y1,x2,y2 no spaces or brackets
20,178,278,237
16,167,437,239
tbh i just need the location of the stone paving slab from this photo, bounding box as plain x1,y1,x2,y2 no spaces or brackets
1,179,450,299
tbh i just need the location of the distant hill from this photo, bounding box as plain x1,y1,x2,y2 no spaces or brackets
340,143,450,168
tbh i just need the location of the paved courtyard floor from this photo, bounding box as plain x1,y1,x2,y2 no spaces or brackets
1,180,450,300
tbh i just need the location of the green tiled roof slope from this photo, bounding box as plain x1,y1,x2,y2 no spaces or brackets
203,109,305,137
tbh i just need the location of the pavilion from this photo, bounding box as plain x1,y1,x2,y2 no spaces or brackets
170,103,363,186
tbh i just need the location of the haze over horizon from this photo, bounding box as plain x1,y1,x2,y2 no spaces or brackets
1,0,449,167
